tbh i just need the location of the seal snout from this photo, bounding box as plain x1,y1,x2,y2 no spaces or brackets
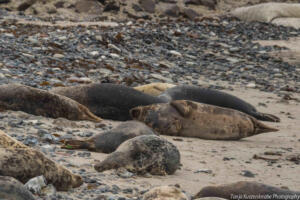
130,107,142,119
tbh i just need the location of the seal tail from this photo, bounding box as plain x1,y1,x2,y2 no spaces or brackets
252,112,280,123
251,118,279,135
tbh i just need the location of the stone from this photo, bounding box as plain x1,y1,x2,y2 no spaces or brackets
182,8,200,20
139,0,155,13
164,5,180,17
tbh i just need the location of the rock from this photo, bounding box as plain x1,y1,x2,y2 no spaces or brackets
246,83,256,88
164,5,180,17
53,53,64,59
143,186,190,200
0,176,35,200
24,175,47,194
169,50,182,57
194,169,213,174
75,0,102,14
139,0,155,13
182,8,200,20
184,0,217,10
103,0,120,12
240,170,255,178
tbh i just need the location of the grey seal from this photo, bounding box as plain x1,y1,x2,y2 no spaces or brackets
159,85,280,122
94,135,180,175
62,121,157,153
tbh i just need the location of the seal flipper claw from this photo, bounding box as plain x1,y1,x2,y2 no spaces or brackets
254,112,280,123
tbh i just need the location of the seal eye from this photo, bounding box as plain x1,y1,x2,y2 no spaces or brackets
130,108,140,118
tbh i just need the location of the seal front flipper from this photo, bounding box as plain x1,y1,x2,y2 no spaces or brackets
170,100,192,117
251,112,280,123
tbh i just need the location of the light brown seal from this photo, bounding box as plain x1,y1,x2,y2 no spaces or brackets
130,100,278,140
0,131,83,191
194,181,300,200
94,135,180,175
143,186,190,200
0,176,35,200
134,83,176,96
0,84,101,122
62,121,157,153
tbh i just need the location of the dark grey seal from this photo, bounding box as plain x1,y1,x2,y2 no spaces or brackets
62,121,157,153
194,181,300,200
159,85,280,122
0,176,35,200
51,83,166,121
94,135,180,175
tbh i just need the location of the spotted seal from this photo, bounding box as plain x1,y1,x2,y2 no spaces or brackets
0,130,83,191
62,121,156,153
159,85,280,122
94,135,180,175
51,83,166,121
130,100,278,140
0,84,101,122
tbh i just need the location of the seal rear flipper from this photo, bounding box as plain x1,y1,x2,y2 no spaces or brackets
61,139,91,150
252,112,280,123
251,117,279,135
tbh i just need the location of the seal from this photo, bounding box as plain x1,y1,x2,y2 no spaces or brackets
194,181,300,200
159,85,280,122
143,186,190,200
130,100,279,140
0,84,101,122
134,83,176,96
62,121,157,153
0,131,83,191
51,83,166,121
94,135,180,175
0,176,35,200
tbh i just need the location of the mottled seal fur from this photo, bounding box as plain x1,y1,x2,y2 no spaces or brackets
0,131,83,191
134,83,176,96
159,85,280,122
0,130,28,148
0,84,101,122
94,135,180,175
0,176,35,200
130,100,278,140
62,121,157,153
143,186,190,200
194,181,300,200
50,83,166,121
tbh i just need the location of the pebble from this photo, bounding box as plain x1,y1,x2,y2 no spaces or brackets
240,170,255,178
169,50,182,57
